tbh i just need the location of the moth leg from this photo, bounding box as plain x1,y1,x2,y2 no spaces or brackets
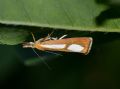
37,31,54,42
46,31,58,40
39,34,51,42
50,37,58,40
43,31,55,41
59,35,67,40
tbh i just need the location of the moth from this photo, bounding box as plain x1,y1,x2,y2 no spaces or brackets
23,33,93,55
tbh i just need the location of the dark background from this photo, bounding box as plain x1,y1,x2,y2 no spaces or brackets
0,32,120,89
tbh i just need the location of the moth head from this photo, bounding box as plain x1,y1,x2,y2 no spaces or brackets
23,42,35,48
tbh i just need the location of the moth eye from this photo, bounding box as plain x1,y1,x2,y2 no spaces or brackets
67,44,84,52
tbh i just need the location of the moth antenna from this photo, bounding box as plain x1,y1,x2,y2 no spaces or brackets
31,32,36,42
31,48,52,70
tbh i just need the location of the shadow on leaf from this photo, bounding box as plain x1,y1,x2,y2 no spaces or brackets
95,0,120,25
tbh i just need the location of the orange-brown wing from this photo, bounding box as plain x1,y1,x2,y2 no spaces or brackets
34,37,93,55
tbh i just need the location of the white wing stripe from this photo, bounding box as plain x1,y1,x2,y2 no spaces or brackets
40,44,66,49
67,44,84,52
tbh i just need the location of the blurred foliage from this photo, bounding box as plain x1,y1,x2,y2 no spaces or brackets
0,27,28,45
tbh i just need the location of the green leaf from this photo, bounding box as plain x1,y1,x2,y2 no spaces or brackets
0,0,120,32
0,27,28,45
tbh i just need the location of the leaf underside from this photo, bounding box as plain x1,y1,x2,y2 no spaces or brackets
0,0,120,32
